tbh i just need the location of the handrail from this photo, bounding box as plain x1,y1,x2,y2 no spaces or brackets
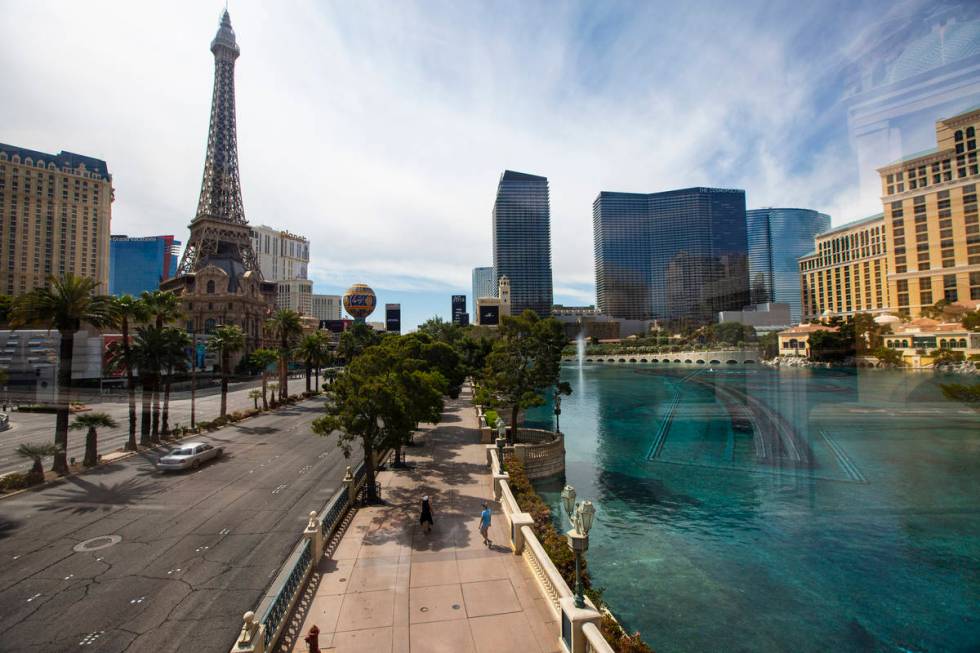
489,447,501,476
319,486,348,539
583,622,615,653
520,524,572,618
257,538,313,648
499,479,519,517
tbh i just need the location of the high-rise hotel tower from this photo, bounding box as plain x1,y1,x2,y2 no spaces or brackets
0,144,112,295
492,171,553,317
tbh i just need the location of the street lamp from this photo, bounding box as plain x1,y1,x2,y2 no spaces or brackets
495,419,507,471
561,484,596,608
553,393,562,434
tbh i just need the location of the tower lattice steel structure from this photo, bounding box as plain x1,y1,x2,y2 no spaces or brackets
176,10,260,277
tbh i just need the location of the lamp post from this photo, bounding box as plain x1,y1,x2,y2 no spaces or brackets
561,484,596,609
495,419,507,471
554,393,562,433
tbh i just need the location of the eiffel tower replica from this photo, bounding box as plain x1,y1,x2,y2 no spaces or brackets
162,10,275,353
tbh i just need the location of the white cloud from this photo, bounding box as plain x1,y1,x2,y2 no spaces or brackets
0,0,959,325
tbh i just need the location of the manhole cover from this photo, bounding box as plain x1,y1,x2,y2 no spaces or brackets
73,535,122,553
419,607,429,613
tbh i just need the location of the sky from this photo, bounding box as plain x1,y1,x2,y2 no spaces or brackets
2,0,979,330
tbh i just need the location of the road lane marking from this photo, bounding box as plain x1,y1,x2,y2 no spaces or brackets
272,484,288,495
79,631,104,645
129,596,146,604
219,528,230,536
195,545,209,552
64,574,74,580
26,593,41,602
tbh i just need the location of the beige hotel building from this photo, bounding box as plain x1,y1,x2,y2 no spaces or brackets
877,107,980,316
0,144,112,296
800,107,980,322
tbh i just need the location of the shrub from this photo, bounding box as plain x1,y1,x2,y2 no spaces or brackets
484,409,500,426
0,472,32,491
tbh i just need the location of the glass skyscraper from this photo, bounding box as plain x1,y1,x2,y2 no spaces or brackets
109,235,180,297
492,170,553,316
471,266,495,315
594,187,749,324
746,208,830,323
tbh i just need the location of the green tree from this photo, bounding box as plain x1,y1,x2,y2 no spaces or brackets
417,316,466,346
920,300,951,320
759,332,778,359
872,346,904,367
140,290,184,437
130,325,168,445
295,331,329,394
930,348,965,365
0,294,13,325
108,295,149,451
475,310,567,437
313,339,446,498
208,324,246,417
250,347,279,409
458,333,494,378
808,329,853,363
337,322,381,364
963,310,980,332
266,309,303,400
16,442,62,482
248,389,262,409
70,412,118,467
9,274,117,474
707,322,757,346
160,327,191,435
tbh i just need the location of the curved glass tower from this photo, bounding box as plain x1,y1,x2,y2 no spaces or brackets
746,208,830,323
492,171,553,316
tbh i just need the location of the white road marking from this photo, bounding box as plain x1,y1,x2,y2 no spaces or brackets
12,554,20,560
79,631,104,645
272,484,288,495
219,528,230,536
195,545,209,552
129,596,146,604
167,568,182,575
26,593,41,602
64,574,74,581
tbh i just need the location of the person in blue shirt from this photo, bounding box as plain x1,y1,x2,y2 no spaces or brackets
479,502,492,547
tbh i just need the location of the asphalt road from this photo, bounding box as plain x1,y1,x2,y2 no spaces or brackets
0,397,360,652
0,378,311,476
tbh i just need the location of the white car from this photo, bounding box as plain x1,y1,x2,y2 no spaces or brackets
156,442,223,471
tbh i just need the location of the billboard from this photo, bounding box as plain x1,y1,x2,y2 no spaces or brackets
320,319,353,333
385,304,401,333
479,305,499,326
452,295,466,325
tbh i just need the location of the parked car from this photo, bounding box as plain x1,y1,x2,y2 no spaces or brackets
156,442,223,471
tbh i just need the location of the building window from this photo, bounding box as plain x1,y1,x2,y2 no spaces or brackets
206,280,215,294
205,318,216,334
944,274,958,303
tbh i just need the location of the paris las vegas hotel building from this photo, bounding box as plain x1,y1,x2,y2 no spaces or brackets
801,107,980,321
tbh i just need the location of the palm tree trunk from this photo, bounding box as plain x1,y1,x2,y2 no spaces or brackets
261,373,268,410
306,363,311,393
140,376,152,447
280,343,288,399
123,320,137,451
220,352,229,417
510,405,519,443
151,384,160,439
161,373,171,437
83,426,98,467
53,329,75,474
315,367,320,393
363,439,377,503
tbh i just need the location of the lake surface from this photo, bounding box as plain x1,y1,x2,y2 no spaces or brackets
525,364,980,653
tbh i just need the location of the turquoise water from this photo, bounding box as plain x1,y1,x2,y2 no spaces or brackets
525,364,980,653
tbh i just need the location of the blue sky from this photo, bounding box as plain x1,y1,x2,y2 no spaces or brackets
2,0,979,330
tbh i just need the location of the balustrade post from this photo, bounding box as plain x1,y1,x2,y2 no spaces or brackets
343,465,356,505
304,511,323,562
509,512,535,553
559,597,602,653
230,611,266,653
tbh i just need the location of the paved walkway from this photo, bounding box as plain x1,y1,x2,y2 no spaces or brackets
289,388,559,653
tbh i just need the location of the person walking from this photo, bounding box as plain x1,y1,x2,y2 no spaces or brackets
420,495,434,534
479,502,492,547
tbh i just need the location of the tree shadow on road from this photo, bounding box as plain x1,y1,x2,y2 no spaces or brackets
0,516,21,540
36,475,161,515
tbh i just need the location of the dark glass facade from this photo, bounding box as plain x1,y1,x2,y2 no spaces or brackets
471,266,495,315
594,187,749,324
109,235,180,297
492,170,553,316
746,208,830,323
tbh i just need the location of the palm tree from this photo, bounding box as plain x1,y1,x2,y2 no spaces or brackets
266,309,303,401
109,295,149,451
131,325,167,446
9,274,117,474
16,443,63,482
248,389,262,409
295,332,329,394
70,412,119,467
208,324,245,417
160,327,191,436
140,290,184,437
250,347,278,410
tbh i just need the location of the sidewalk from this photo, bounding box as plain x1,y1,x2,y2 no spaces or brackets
287,388,559,653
